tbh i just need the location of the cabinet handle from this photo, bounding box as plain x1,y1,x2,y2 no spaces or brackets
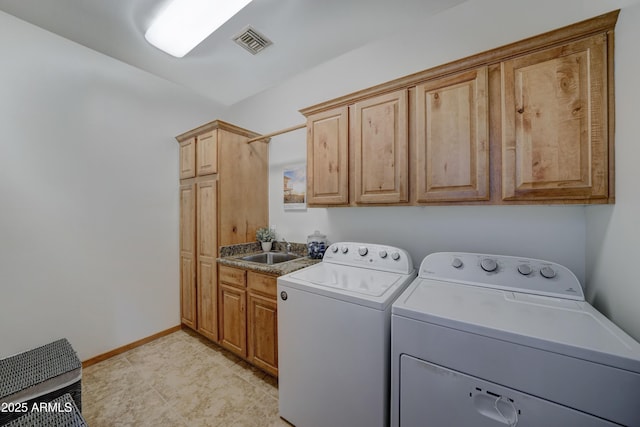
517,107,524,114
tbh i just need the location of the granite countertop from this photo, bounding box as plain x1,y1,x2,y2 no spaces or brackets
217,242,321,276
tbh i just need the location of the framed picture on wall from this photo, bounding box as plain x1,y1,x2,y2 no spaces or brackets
283,163,306,210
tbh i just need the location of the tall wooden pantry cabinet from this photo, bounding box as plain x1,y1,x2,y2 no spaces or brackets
176,120,268,341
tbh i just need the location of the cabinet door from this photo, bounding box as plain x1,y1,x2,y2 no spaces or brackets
179,138,196,179
196,179,218,341
196,129,218,176
248,292,278,377
219,283,247,357
306,106,349,205
501,34,608,201
218,128,269,245
353,90,409,204
179,183,196,329
415,67,489,202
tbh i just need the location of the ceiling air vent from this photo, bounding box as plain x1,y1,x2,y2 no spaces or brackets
233,26,273,55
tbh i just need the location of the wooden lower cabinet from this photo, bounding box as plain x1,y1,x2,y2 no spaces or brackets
218,266,247,358
180,253,196,329
217,265,279,376
197,257,217,340
247,272,278,376
219,284,247,357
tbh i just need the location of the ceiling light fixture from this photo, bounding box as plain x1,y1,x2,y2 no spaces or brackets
145,0,253,58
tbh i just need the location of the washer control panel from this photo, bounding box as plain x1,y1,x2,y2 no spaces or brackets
419,252,584,300
323,242,414,275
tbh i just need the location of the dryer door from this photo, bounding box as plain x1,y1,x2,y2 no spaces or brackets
399,355,618,427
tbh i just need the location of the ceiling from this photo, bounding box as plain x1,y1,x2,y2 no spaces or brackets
0,0,467,107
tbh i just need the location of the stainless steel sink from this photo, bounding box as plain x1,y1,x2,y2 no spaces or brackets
241,252,302,265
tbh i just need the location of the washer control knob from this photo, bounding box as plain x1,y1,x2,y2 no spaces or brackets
391,252,401,261
331,245,339,253
378,250,388,259
517,264,532,276
341,246,349,254
540,266,557,279
451,258,463,269
480,258,498,272
358,246,368,256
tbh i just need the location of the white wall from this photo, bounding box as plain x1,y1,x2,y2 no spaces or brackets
586,2,640,341
226,0,640,288
0,11,222,360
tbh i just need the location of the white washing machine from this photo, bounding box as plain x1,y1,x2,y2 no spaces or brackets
391,252,640,427
278,242,416,427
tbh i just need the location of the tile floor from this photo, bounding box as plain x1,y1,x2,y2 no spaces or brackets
82,329,290,426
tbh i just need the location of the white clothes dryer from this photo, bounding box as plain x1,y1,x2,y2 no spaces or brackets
278,242,416,427
391,252,640,427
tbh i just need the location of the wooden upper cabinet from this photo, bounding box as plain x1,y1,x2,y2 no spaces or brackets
179,138,196,180
196,130,218,176
300,11,616,205
501,34,608,201
178,130,217,179
415,68,489,202
353,90,409,204
306,106,349,205
218,128,269,245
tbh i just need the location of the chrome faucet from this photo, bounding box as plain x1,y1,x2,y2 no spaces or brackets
281,238,292,254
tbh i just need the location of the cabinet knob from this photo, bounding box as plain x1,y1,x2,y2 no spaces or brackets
517,107,525,114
